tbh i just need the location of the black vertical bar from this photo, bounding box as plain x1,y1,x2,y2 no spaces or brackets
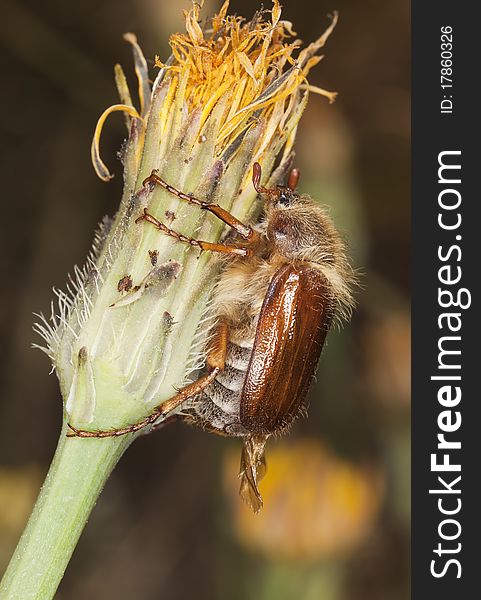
412,1,478,597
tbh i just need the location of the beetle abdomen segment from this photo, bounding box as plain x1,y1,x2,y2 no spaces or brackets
183,340,254,435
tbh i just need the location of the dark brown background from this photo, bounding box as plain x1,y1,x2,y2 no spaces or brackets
0,1,410,598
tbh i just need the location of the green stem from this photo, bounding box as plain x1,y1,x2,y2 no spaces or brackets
0,424,133,600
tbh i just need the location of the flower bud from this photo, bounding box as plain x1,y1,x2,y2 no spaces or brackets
33,1,338,435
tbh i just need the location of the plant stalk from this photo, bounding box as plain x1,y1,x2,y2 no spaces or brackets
0,424,133,600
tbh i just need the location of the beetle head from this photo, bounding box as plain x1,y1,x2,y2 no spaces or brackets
252,163,347,268
252,162,300,208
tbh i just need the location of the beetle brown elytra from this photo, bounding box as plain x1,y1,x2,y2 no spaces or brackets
68,163,355,512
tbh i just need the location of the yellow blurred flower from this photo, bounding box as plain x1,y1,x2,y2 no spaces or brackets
0,466,42,567
224,439,384,561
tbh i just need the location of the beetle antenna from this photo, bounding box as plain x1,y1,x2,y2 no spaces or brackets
253,162,300,196
287,167,300,191
252,162,268,194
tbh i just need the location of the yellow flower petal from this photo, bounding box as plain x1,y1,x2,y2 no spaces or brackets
91,104,142,181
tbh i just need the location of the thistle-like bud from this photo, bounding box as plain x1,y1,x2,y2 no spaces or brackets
34,1,337,435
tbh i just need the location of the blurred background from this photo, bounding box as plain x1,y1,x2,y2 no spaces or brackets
0,0,410,598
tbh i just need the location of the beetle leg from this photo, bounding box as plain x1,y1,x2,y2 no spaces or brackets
239,434,268,513
136,209,251,257
66,370,220,438
146,414,180,435
143,170,257,241
67,322,229,439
